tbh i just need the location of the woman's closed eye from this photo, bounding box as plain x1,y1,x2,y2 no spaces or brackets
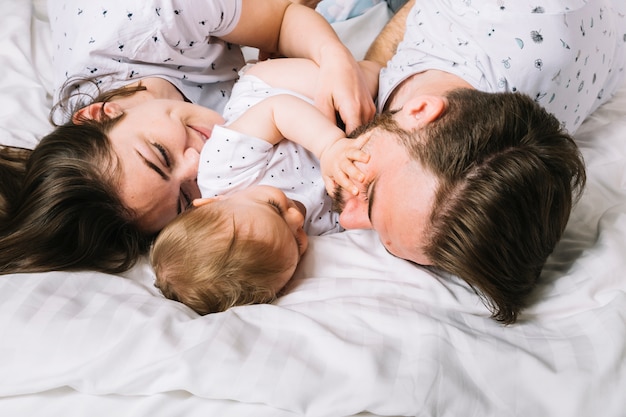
138,142,171,181
152,142,171,168
150,142,192,215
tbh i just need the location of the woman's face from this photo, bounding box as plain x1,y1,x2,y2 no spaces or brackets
106,99,225,234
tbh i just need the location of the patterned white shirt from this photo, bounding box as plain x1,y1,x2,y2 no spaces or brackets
48,0,245,119
379,0,626,132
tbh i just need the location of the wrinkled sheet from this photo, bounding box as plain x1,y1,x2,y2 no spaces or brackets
0,1,624,416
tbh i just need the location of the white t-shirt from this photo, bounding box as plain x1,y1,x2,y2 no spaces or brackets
48,0,245,119
379,0,626,132
197,74,343,236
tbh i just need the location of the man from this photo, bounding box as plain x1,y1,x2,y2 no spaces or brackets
334,0,625,324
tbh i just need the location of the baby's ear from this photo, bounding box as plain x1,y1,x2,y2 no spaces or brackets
192,197,221,207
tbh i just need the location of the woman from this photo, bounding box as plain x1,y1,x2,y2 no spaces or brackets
0,0,375,275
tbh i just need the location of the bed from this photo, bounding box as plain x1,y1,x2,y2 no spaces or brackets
1,1,625,416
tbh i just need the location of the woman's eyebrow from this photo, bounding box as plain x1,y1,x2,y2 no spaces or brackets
135,150,170,181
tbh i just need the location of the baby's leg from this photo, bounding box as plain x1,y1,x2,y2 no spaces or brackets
244,58,320,99
246,57,380,102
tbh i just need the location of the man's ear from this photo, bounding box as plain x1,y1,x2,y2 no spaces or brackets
397,95,446,129
72,102,124,124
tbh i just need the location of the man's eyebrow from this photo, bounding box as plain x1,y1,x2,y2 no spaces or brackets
136,150,170,181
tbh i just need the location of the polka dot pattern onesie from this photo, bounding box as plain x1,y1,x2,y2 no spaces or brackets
197,74,343,236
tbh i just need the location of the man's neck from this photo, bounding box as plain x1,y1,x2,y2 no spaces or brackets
384,70,474,111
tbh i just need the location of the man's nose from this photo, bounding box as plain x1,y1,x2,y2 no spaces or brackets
338,198,372,229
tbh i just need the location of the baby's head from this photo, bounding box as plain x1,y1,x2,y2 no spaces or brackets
150,185,308,314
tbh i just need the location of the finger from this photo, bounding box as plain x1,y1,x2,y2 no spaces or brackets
346,148,370,164
339,105,361,134
315,95,337,126
193,197,220,207
350,133,372,147
335,172,359,196
360,98,376,124
323,176,337,197
342,97,375,133
334,163,362,194
340,159,366,184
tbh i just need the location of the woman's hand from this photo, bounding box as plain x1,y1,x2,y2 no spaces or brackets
319,135,370,196
315,45,376,133
228,0,377,132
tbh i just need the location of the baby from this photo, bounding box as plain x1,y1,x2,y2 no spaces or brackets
150,58,379,314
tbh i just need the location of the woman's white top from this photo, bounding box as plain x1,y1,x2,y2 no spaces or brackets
48,0,245,118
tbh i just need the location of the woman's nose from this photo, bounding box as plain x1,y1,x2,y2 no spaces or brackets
178,147,200,181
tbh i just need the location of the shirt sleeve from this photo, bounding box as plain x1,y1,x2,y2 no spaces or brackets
48,0,244,107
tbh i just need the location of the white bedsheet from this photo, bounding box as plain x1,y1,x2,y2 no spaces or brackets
0,1,625,416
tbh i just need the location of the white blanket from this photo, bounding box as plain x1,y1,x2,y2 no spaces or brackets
0,1,625,416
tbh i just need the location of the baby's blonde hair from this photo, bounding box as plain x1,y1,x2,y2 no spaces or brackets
150,203,293,314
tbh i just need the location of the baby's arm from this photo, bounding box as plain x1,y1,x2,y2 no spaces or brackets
227,94,369,195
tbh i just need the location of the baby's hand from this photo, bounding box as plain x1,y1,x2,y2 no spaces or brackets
319,136,370,196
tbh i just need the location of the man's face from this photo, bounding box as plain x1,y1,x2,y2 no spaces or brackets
334,120,439,266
